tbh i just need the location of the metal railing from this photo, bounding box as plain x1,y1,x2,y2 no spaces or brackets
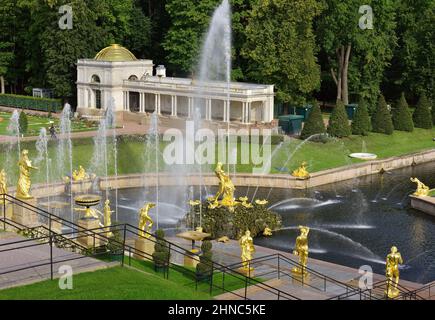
0,194,300,300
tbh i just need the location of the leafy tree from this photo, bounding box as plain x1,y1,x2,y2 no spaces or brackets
242,0,323,105
317,0,397,108
19,111,28,134
300,102,326,140
0,0,16,93
392,93,414,132
372,94,393,135
351,99,371,136
383,0,434,101
413,94,433,129
327,100,351,137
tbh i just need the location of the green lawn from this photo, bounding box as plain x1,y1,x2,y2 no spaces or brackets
0,266,209,300
0,127,433,184
0,111,98,136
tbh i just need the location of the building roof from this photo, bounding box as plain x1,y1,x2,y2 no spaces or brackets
94,44,137,62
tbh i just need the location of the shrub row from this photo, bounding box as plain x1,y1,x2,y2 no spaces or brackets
0,94,62,113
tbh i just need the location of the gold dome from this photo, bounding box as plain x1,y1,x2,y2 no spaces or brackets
94,44,137,62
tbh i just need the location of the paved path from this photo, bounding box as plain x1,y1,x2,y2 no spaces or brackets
0,232,113,290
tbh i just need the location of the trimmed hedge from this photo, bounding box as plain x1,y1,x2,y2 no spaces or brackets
300,101,326,140
351,99,371,136
327,100,351,138
372,95,394,135
413,94,433,129
392,93,414,132
0,94,62,112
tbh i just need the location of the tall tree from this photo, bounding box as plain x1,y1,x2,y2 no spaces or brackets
351,99,371,136
0,0,16,93
317,0,397,108
383,0,434,101
242,0,323,105
300,102,326,140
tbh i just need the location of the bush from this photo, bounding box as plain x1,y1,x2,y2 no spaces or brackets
300,101,326,140
152,229,170,269
188,203,282,240
413,94,433,129
327,100,351,138
19,111,28,134
0,94,62,112
371,95,394,135
196,240,213,279
392,93,414,132
351,99,371,136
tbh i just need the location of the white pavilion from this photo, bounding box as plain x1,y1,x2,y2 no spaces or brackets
76,44,275,128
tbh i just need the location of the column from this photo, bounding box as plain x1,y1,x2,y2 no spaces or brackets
242,102,246,123
205,98,211,120
154,93,161,114
126,91,130,111
247,102,251,123
171,95,178,117
188,97,193,118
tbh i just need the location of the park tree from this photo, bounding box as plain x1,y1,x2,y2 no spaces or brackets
0,0,16,93
18,111,28,134
300,102,326,140
371,94,393,135
351,99,371,136
327,100,351,138
242,0,322,105
317,0,397,109
392,93,414,132
383,0,434,101
413,94,433,129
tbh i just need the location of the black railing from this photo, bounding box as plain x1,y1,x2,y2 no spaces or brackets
0,193,300,300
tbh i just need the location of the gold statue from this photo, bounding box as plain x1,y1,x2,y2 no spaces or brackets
103,199,114,237
292,226,310,277
291,161,310,179
239,196,253,208
138,203,155,238
410,177,430,197
74,206,99,219
255,199,268,206
72,165,89,181
385,246,403,299
16,150,38,200
239,230,255,271
263,227,272,236
0,169,7,204
208,162,237,210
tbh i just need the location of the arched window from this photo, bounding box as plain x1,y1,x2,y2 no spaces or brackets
91,75,101,83
128,75,138,81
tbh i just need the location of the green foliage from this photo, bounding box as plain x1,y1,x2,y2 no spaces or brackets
351,99,371,136
412,94,433,129
392,93,414,132
152,229,170,268
432,98,435,125
327,100,351,138
18,111,28,134
196,240,213,278
371,95,394,135
242,0,323,105
190,203,282,240
385,0,434,100
317,0,398,110
0,94,62,112
300,102,326,140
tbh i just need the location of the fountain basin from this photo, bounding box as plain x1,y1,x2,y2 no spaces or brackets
349,153,377,160
410,193,435,216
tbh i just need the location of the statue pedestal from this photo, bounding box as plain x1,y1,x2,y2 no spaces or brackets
77,218,101,248
238,267,254,278
50,219,63,234
12,198,39,228
1,201,14,231
184,249,200,268
133,238,155,260
70,180,93,194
